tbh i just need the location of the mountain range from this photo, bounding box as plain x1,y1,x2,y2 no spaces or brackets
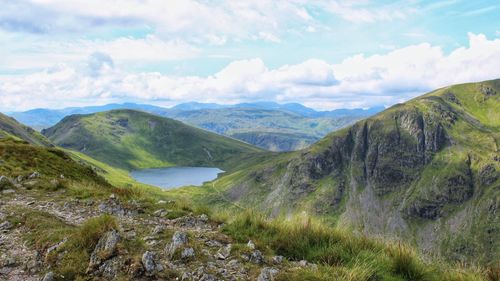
10,102,383,151
0,79,498,280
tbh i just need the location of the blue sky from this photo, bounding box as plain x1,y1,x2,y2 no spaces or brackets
0,0,499,111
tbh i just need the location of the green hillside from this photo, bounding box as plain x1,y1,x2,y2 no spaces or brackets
0,113,52,146
0,137,494,281
196,79,500,264
165,108,363,151
42,109,264,171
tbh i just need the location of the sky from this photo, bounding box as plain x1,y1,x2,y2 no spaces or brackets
0,0,499,111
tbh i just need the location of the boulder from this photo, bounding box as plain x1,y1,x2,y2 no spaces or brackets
87,230,120,271
272,255,284,264
41,271,55,281
181,247,195,260
216,244,232,260
166,231,188,258
142,251,163,275
257,267,279,281
250,250,264,264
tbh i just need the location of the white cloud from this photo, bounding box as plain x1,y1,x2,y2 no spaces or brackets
0,31,199,71
321,1,414,23
1,33,499,111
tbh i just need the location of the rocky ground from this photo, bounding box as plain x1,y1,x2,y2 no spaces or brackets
0,176,315,281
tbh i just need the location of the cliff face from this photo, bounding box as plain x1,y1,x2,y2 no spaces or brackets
221,79,500,264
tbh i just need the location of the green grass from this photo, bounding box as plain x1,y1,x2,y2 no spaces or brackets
43,109,265,171
222,210,493,281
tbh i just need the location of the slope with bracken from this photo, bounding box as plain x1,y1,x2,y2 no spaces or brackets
202,79,500,264
42,109,265,171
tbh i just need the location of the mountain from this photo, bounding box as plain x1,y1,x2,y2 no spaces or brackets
205,79,500,264
10,102,382,151
0,113,52,146
42,109,263,171
9,103,166,130
162,108,362,151
1,127,489,281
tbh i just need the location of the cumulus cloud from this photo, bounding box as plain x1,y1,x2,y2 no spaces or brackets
1,33,499,111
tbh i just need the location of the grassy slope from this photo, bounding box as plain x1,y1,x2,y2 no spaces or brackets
1,137,494,281
0,113,52,146
167,108,361,151
186,79,500,264
42,109,265,171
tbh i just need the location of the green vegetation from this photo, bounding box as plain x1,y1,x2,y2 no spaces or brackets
222,210,493,281
167,107,362,151
186,79,500,265
0,112,52,146
42,109,264,171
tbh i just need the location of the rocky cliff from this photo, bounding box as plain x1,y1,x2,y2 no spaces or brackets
218,79,500,264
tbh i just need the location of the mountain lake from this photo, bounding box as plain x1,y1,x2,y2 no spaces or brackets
130,167,224,189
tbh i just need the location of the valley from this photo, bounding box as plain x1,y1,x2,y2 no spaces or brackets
0,80,498,281
11,102,381,152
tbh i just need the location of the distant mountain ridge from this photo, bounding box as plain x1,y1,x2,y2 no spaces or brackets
10,102,382,151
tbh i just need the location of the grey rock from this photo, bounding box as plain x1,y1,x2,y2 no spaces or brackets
98,198,126,216
0,221,12,232
181,247,195,259
41,271,55,281
88,230,120,271
46,238,67,255
200,273,217,281
216,244,232,260
166,231,188,258
250,250,264,264
98,257,122,278
1,189,15,194
205,240,223,248
28,172,40,179
298,260,308,267
142,251,163,275
199,214,209,222
247,240,255,250
152,225,165,235
257,267,279,281
272,255,284,264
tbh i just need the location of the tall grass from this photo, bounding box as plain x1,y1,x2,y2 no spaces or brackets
222,209,492,281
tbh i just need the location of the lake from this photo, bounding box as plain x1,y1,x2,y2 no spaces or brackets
130,166,224,189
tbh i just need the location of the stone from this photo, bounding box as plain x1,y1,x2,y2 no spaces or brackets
41,271,55,281
28,172,40,179
142,251,163,275
250,250,264,264
181,247,195,259
46,238,67,255
298,260,308,267
0,176,11,189
152,225,165,235
216,244,231,260
257,267,279,281
166,231,188,258
205,240,223,248
0,221,12,232
153,209,168,217
1,189,15,194
272,255,284,264
87,230,120,271
247,240,255,250
98,199,126,216
157,200,166,204
199,214,209,222
98,257,122,279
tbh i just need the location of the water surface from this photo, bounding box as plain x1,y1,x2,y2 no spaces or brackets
130,166,224,189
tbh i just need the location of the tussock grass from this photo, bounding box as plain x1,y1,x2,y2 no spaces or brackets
222,209,492,281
